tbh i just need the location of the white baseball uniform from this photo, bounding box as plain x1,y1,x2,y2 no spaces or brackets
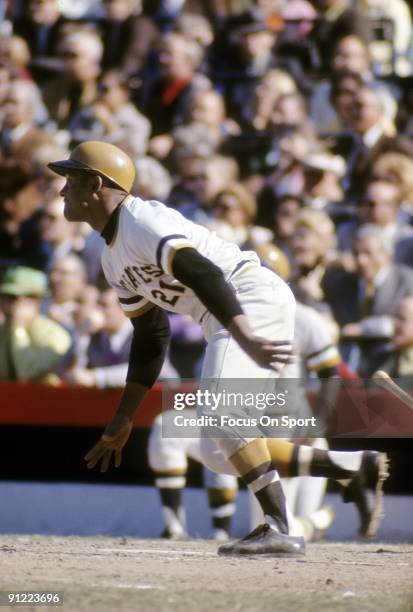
101,195,296,470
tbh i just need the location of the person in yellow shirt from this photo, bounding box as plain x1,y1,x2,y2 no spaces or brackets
0,266,71,382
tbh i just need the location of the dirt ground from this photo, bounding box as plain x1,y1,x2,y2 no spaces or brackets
0,535,412,612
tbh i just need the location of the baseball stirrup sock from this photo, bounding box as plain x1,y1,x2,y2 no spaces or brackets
243,461,288,534
155,474,186,536
288,446,363,481
208,488,237,538
266,439,296,476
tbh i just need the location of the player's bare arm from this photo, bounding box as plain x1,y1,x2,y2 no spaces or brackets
85,306,170,472
171,247,293,370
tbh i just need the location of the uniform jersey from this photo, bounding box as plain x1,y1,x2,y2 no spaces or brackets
294,302,340,377
101,195,260,322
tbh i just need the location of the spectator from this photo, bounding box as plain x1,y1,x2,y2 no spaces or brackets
0,34,32,79
39,195,77,266
72,226,105,286
275,0,319,82
270,92,312,134
98,0,159,75
208,182,273,248
365,295,413,378
0,171,46,269
337,177,413,263
289,208,337,313
322,224,413,372
64,286,131,387
219,8,279,123
310,34,397,134
371,151,413,210
187,88,240,142
0,265,71,381
41,27,103,129
221,72,302,178
138,31,204,136
328,69,364,132
308,0,372,70
149,90,231,162
63,283,104,367
29,142,68,201
132,156,172,201
202,154,240,208
174,13,214,52
340,85,395,197
301,151,346,211
167,141,211,221
45,253,88,329
244,68,298,131
257,193,305,259
69,69,151,155
12,0,66,64
263,126,317,197
0,80,56,177
65,287,177,387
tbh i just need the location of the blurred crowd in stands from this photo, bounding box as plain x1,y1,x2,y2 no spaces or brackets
2,0,413,386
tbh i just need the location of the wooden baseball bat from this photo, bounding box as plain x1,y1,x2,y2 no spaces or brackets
372,370,413,411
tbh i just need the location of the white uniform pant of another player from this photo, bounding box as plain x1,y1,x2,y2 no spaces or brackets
148,412,327,538
198,265,296,473
148,410,236,490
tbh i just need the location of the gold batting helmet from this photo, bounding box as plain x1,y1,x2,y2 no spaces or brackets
47,141,136,192
255,242,290,281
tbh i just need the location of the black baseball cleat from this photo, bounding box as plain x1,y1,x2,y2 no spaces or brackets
217,523,305,556
341,451,389,538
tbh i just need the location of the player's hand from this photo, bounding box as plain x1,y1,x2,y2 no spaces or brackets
84,414,133,472
241,336,294,372
228,315,294,372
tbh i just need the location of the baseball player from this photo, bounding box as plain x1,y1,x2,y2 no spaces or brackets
148,299,339,542
48,141,388,555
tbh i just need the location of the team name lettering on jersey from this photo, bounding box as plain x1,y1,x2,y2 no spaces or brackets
119,264,163,292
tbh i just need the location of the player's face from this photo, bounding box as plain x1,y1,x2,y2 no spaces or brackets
60,173,92,222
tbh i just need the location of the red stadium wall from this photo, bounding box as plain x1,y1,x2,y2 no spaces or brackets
1,382,413,493
1,381,413,436
0,382,161,428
